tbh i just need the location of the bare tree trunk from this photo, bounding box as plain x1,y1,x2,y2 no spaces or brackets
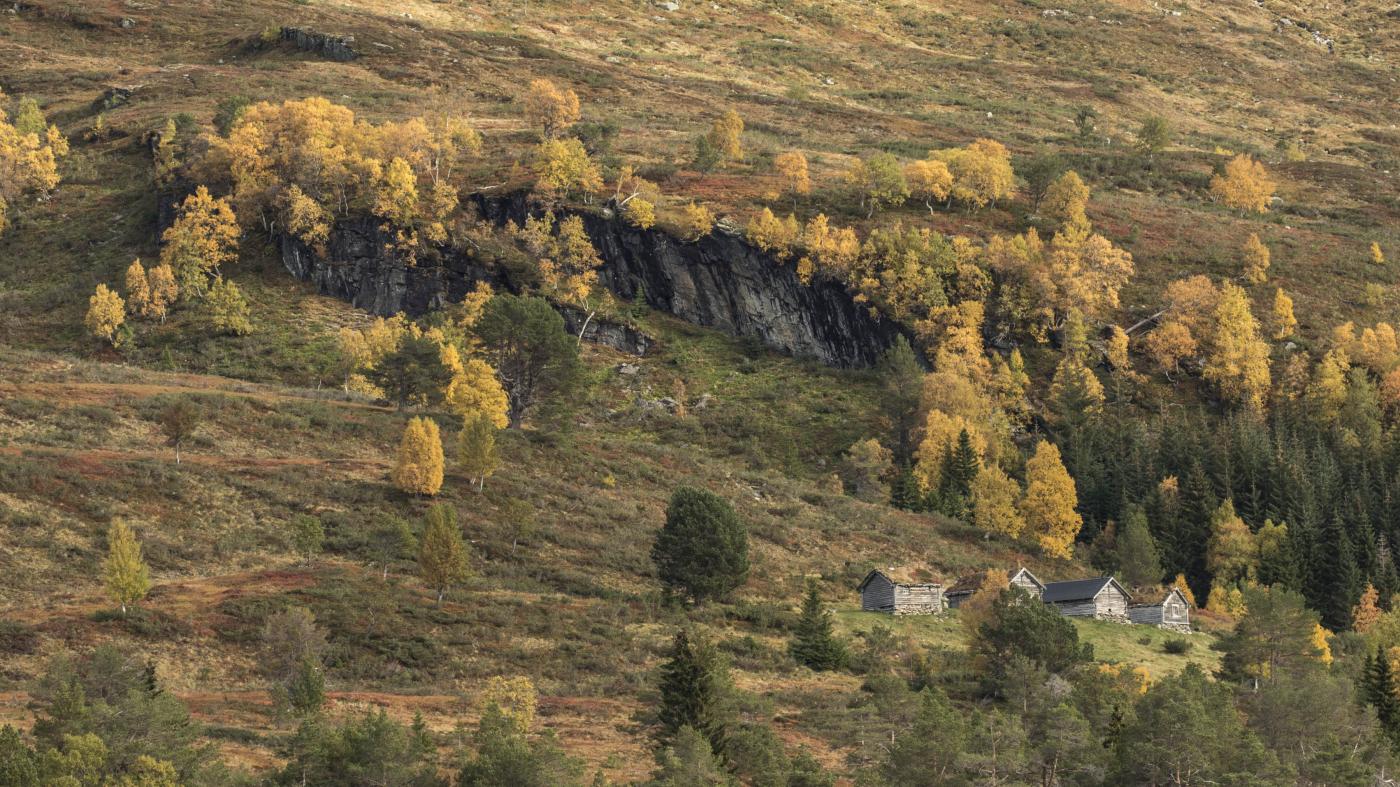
576,309,595,346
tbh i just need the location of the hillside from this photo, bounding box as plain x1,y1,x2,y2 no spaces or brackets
1,0,1399,784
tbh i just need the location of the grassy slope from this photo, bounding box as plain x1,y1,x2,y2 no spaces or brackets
0,0,1395,779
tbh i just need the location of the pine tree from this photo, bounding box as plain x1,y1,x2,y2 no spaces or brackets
657,629,730,754
392,416,444,496
651,487,749,603
284,657,326,717
789,581,848,671
417,503,470,606
457,411,500,492
103,520,151,616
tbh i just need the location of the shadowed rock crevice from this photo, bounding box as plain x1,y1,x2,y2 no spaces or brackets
274,193,903,367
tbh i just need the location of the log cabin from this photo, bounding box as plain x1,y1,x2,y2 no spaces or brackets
1128,587,1192,632
857,569,945,615
945,566,1045,609
1041,576,1132,621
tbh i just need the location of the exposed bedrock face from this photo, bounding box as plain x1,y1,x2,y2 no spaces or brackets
266,190,904,367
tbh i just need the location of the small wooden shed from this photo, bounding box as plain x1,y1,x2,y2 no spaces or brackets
945,567,1045,609
1128,587,1192,632
1041,576,1132,621
858,569,945,615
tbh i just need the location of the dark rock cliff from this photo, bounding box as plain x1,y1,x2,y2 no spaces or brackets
270,192,903,367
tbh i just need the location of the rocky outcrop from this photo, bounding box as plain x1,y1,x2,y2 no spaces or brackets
473,194,905,367
280,27,358,61
276,193,905,367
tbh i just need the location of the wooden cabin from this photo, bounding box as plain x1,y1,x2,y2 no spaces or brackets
1041,576,1132,621
1128,587,1192,632
945,567,1045,609
858,569,945,615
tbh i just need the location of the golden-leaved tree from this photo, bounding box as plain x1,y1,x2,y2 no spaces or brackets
746,207,800,260
1019,440,1081,559
1210,154,1276,213
1241,233,1270,285
931,138,1015,209
392,416,445,496
103,520,151,616
678,203,714,242
1270,288,1297,340
708,108,745,163
446,358,509,428
985,221,1134,341
521,79,580,139
1202,282,1271,410
144,263,177,324
904,158,953,214
533,138,602,202
1040,170,1089,231
0,91,66,237
85,284,126,347
773,150,810,208
125,259,151,318
969,463,1024,539
160,185,240,297
613,165,660,229
844,153,909,217
1205,499,1256,586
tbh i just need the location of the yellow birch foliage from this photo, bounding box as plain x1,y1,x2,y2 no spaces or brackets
1145,321,1198,375
708,109,744,162
446,358,509,428
480,676,538,735
537,215,603,308
970,464,1025,539
1041,170,1090,231
1203,282,1271,410
159,185,240,297
774,150,810,202
392,417,444,496
1210,154,1276,213
85,284,126,346
1241,233,1270,285
521,79,580,139
1270,288,1296,340
746,207,800,260
1372,242,1386,266
932,138,1015,208
125,259,151,317
1313,624,1333,666
905,158,953,213
103,520,151,614
678,203,714,242
1019,441,1081,559
533,138,602,200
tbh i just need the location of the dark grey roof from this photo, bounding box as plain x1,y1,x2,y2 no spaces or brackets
1041,577,1128,603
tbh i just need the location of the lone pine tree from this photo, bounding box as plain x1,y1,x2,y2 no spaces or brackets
651,486,749,603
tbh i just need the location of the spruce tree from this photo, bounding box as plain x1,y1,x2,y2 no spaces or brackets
789,581,848,671
1313,513,1360,631
936,429,980,518
657,630,730,755
651,487,749,603
1116,507,1163,587
1363,647,1400,746
889,464,923,511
